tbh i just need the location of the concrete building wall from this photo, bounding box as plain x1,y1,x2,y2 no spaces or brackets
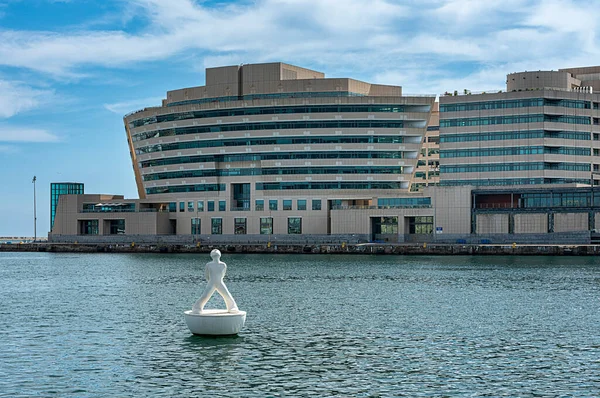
507,71,580,91
514,213,547,233
476,214,509,234
428,185,472,234
554,213,588,232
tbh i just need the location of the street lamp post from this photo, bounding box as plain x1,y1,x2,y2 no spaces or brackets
32,176,37,242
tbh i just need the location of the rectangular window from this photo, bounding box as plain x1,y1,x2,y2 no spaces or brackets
191,218,201,234
312,199,322,210
208,201,215,211
80,220,99,235
197,201,204,212
107,219,125,235
188,201,194,212
260,217,273,234
211,218,222,234
168,202,176,212
179,202,185,212
234,218,247,234
283,199,292,210
255,199,264,211
288,217,302,234
269,199,278,211
408,216,433,234
297,199,307,211
219,200,226,211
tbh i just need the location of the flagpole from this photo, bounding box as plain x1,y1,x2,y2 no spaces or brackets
32,176,37,242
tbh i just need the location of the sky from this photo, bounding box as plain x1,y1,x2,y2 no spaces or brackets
0,0,598,237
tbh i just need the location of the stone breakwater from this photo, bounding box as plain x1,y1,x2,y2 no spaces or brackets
2,242,600,255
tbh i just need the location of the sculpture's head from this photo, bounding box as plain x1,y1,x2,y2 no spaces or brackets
210,249,221,260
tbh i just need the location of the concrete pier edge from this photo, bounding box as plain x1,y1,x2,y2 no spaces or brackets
3,242,600,256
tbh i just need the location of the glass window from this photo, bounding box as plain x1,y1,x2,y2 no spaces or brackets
80,220,99,235
297,199,307,211
269,200,278,211
283,200,292,211
211,218,222,234
234,218,247,234
288,217,302,234
197,201,204,212
219,200,226,211
168,202,176,212
255,199,264,211
191,218,201,234
208,201,215,212
107,219,125,235
179,202,185,212
312,199,322,210
187,201,194,212
260,217,273,234
408,216,434,234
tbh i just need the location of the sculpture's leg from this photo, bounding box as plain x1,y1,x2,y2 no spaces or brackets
192,285,216,313
215,282,238,312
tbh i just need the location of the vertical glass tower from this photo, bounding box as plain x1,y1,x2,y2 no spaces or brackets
51,182,84,231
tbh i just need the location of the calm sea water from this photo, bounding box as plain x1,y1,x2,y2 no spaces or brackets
0,252,599,397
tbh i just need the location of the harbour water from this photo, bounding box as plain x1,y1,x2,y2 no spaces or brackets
0,252,598,396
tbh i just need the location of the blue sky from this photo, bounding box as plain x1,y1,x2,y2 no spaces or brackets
0,0,597,236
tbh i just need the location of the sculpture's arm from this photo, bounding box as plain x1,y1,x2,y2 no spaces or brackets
205,265,210,282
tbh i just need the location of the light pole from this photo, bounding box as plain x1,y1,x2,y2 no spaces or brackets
32,176,37,242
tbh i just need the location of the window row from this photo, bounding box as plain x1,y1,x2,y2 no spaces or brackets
440,162,590,173
149,181,406,195
255,199,322,211
440,114,591,128
440,130,591,143
132,120,409,142
136,135,407,154
193,217,303,235
130,104,415,128
174,199,323,212
256,182,406,190
146,184,226,195
440,177,591,186
440,98,591,112
142,166,406,182
377,197,431,207
140,151,405,168
79,219,125,235
440,146,591,158
519,192,598,208
166,91,366,107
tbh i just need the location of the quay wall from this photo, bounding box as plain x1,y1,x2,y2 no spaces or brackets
3,242,600,256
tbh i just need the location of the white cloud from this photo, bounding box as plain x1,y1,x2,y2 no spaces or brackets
0,80,54,118
103,96,164,115
0,125,59,142
0,0,597,94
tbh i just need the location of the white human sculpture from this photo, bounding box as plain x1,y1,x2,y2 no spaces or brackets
191,249,239,314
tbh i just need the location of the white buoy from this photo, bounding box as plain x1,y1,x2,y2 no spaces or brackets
184,309,246,336
185,249,246,335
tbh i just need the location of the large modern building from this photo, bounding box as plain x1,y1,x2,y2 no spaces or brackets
49,63,600,244
439,67,600,187
438,66,600,238
52,62,444,242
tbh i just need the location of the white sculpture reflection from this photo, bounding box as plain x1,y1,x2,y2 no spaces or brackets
192,249,238,314
184,249,246,336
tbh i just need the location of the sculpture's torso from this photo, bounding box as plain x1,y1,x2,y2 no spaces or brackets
207,261,226,281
